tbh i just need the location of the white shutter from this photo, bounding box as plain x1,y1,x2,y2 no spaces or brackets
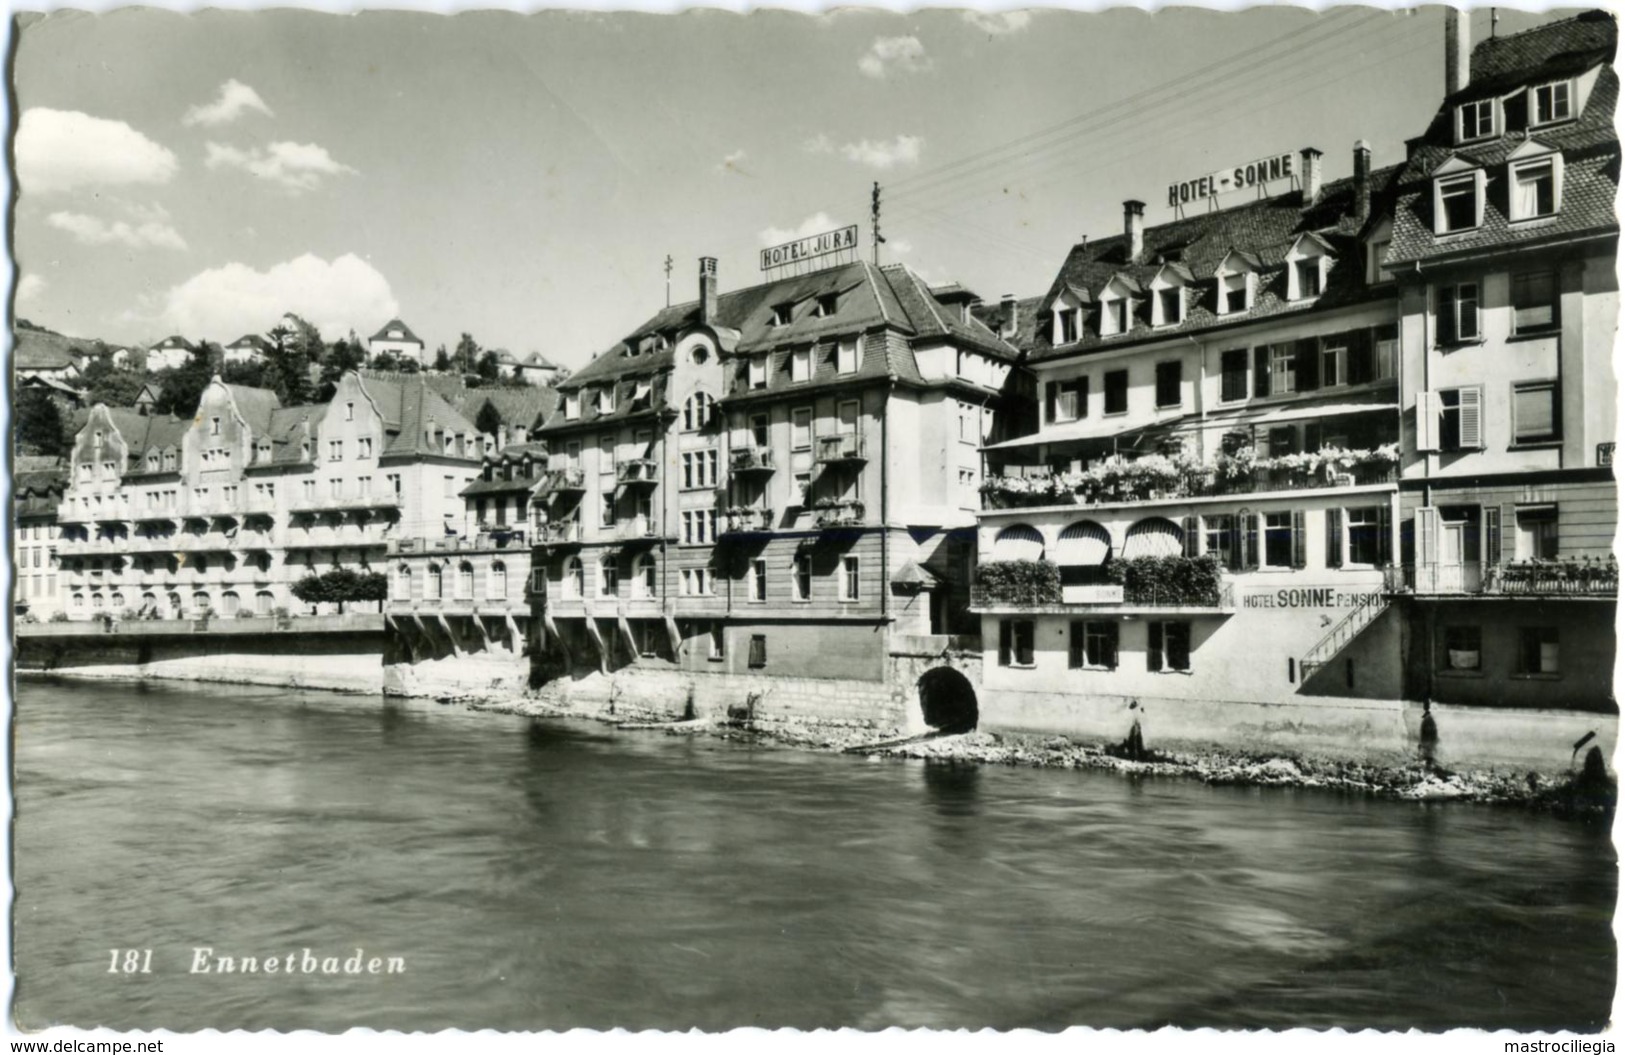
1473,170,1487,228
1459,386,1483,449
1417,506,1439,571
1415,391,1440,451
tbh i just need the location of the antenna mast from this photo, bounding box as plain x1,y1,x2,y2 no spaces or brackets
664,254,674,307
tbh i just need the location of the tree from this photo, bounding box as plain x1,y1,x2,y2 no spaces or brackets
16,387,67,457
220,360,268,388
476,348,501,382
80,356,147,407
432,344,452,372
289,568,387,614
474,400,504,440
152,340,215,417
454,332,480,374
318,335,367,401
264,314,319,406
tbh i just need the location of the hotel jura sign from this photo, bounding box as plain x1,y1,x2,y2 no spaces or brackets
760,225,859,270
1167,152,1297,208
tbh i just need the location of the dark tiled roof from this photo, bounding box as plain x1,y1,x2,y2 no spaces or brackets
1387,12,1618,267
369,318,424,345
223,383,281,434
1023,163,1402,364
151,335,193,351
458,385,560,432
878,265,1019,360
361,374,481,459
14,335,75,370
227,334,271,352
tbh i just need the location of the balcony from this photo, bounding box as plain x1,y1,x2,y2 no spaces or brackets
616,459,660,488
539,468,586,495
290,493,401,516
813,500,866,529
615,516,658,542
720,507,775,535
539,520,583,546
730,447,776,476
1385,559,1618,598
970,556,1235,613
815,434,868,465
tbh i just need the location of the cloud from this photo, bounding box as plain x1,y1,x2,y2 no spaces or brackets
16,108,179,195
156,253,398,341
962,11,1034,35
182,79,274,127
16,274,47,305
204,140,357,193
759,212,841,247
841,135,923,170
858,35,930,78
715,148,749,175
47,210,187,250
802,133,835,155
888,238,914,255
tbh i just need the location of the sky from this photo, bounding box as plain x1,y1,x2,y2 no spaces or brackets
10,4,1572,369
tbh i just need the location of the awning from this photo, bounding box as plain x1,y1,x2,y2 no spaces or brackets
991,524,1045,562
890,560,940,590
1122,517,1184,559
1246,401,1398,426
1055,520,1112,565
984,412,1198,452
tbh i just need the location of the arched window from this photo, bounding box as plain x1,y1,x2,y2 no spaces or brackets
488,560,507,600
140,592,157,612
456,561,474,600
71,593,85,610
191,591,210,613
195,555,209,574
91,593,105,610
426,563,443,600
634,553,657,598
684,392,715,431
396,563,412,601
256,590,274,614
166,592,182,614
110,592,126,610
1056,521,1113,585
221,591,240,615
991,524,1046,563
563,557,583,599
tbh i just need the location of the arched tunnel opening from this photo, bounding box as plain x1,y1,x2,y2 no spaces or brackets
917,667,979,734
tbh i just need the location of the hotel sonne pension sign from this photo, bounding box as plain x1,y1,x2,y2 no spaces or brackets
760,225,860,270
1167,152,1297,208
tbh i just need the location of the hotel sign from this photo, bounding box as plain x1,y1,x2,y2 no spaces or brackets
1167,152,1297,208
1243,586,1383,610
760,225,859,270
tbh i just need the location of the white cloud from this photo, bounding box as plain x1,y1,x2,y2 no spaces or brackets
16,108,179,195
802,133,835,155
47,210,188,250
204,140,357,193
858,35,930,79
17,274,47,306
156,254,398,342
841,135,923,170
962,11,1034,35
182,79,274,127
716,148,749,175
888,238,914,255
759,212,841,247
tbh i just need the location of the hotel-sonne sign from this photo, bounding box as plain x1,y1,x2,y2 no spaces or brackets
1167,152,1296,208
760,225,859,270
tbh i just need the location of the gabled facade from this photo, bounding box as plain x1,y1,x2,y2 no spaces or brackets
14,462,66,621
147,336,194,372
368,319,427,365
223,333,271,365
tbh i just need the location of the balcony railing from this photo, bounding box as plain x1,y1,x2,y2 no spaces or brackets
615,516,657,541
616,459,659,487
290,493,400,515
730,447,776,475
815,434,868,465
1385,560,1618,598
983,459,1398,510
720,507,775,535
813,500,866,528
971,580,1234,610
540,520,583,545
539,468,586,495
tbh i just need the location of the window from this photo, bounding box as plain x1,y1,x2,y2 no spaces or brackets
1147,620,1192,673
562,558,583,599
600,491,615,528
598,560,618,598
1154,361,1181,408
750,559,767,603
1219,273,1248,314
1510,157,1558,220
749,357,768,389
1219,349,1248,403
1345,507,1383,566
564,393,580,420
328,441,343,462
748,634,768,669
1057,311,1078,344
793,472,811,506
814,293,839,317
427,563,443,599
998,619,1035,667
596,387,615,415
1294,258,1322,300
1204,514,1239,570
1458,99,1495,141
345,402,355,422
771,303,792,327
454,561,474,600
1156,287,1182,327
1443,625,1481,671
709,622,726,660
358,437,373,458
1320,340,1348,389
841,556,860,602
793,554,812,601
1515,505,1559,560
1101,298,1129,337
1262,511,1297,569
1436,173,1481,233
1069,620,1118,670
837,340,858,375
684,392,714,431
1103,370,1128,415
1438,387,1483,450
488,561,507,599
1532,80,1573,125
791,408,813,450
1512,381,1560,444
1512,271,1558,333
1518,627,1561,675
749,413,770,448
329,478,343,499
1269,343,1297,395
790,348,811,383
633,553,657,597
682,568,712,596
1369,239,1393,284
1046,378,1087,423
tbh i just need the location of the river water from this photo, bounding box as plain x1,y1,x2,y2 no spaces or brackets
13,677,1617,1032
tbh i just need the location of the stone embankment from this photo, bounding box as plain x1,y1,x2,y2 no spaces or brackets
443,692,1616,816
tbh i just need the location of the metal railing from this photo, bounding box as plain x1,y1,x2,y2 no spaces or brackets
538,468,586,494
1385,560,1618,597
970,579,1233,609
540,520,583,544
721,508,775,534
1299,597,1389,682
616,459,659,486
983,463,1398,510
615,516,657,541
815,434,867,464
813,500,866,528
730,447,776,473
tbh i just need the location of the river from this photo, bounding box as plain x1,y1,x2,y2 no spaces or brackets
13,677,1617,1032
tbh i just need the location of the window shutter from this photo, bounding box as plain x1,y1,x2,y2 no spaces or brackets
998,620,1012,666
1377,504,1392,565
1243,514,1260,570
1291,510,1307,569
1348,328,1373,385
1473,170,1487,228
1416,506,1439,568
1438,286,1458,345
1415,391,1440,451
1069,620,1083,667
1045,382,1058,423
1147,621,1164,672
1229,518,1245,570
1458,386,1483,448
1079,376,1090,417
1486,506,1503,567
1304,421,1324,455
1325,508,1344,569
1180,515,1199,558
1295,337,1321,392
1253,347,1270,398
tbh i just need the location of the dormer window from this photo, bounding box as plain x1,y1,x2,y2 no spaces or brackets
749,356,768,389
770,303,793,327
596,387,614,415
1531,80,1573,126
836,339,858,375
1434,171,1484,234
1057,311,1078,343
1285,234,1334,302
1509,154,1561,221
1156,288,1182,326
146,453,159,471
1101,298,1128,336
1214,252,1259,316
1457,98,1496,142
813,293,838,318
564,393,580,420
790,348,811,383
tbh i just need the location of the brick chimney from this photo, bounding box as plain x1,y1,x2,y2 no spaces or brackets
1353,139,1372,224
1122,201,1145,262
1300,147,1323,205
1445,7,1470,97
698,257,718,324
1000,294,1019,338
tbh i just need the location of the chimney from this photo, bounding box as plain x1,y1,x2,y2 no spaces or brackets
1445,7,1470,98
1353,140,1372,224
1000,294,1019,338
1122,201,1145,262
1300,147,1323,205
698,257,718,323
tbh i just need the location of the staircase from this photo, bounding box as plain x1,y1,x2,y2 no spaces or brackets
1299,598,1389,684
